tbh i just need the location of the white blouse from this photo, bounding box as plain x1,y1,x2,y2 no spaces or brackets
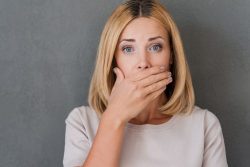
63,105,228,167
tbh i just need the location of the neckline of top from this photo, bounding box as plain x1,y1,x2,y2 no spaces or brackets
125,113,179,132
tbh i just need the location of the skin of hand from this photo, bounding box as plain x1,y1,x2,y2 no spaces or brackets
106,65,172,123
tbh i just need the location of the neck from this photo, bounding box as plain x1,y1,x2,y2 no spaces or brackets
128,93,169,124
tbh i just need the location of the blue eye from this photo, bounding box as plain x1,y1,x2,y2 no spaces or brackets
149,44,162,52
122,46,134,54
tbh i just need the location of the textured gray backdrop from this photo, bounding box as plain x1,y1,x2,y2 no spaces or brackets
0,0,249,166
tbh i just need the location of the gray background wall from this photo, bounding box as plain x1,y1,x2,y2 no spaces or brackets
0,0,249,166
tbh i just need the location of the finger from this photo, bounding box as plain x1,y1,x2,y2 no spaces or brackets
142,77,172,96
145,86,167,102
113,67,125,85
138,71,172,88
129,66,169,82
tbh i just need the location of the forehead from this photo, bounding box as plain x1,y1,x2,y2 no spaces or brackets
119,17,167,40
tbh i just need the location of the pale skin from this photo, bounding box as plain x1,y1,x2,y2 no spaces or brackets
81,17,173,167
113,17,173,124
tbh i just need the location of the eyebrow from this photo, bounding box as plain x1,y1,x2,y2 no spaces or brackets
119,36,165,44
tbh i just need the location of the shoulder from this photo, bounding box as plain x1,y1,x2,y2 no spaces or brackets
66,105,99,120
193,106,228,166
190,105,220,121
65,105,100,129
190,105,223,131
178,105,222,128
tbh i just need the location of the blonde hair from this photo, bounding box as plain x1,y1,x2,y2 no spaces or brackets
88,0,195,117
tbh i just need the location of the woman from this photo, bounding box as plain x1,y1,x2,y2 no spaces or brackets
63,0,228,167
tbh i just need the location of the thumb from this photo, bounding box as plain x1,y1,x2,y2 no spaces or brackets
113,67,124,84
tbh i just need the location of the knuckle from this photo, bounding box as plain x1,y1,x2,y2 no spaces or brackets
152,84,157,90
135,90,143,98
130,82,138,90
145,77,152,84
160,80,165,86
153,75,158,81
153,67,160,74
147,75,157,83
147,68,155,75
132,75,139,81
150,93,157,99
165,72,170,78
161,72,168,79
164,78,169,84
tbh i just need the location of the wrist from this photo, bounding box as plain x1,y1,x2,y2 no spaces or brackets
102,108,127,129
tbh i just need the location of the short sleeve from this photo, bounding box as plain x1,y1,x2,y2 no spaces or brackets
202,110,228,167
63,107,90,167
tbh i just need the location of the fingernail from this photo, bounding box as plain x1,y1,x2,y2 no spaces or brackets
113,68,116,73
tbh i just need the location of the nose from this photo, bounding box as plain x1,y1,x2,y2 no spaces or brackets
137,54,151,70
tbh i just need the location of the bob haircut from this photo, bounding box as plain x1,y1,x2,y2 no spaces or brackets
88,0,195,118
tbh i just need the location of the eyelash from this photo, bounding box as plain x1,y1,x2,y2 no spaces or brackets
121,43,163,54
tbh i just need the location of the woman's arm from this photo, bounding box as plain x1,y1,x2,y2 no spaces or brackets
82,66,170,167
81,108,126,167
63,66,170,167
202,110,228,167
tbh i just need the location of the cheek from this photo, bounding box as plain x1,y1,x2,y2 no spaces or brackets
153,52,171,68
114,56,134,78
